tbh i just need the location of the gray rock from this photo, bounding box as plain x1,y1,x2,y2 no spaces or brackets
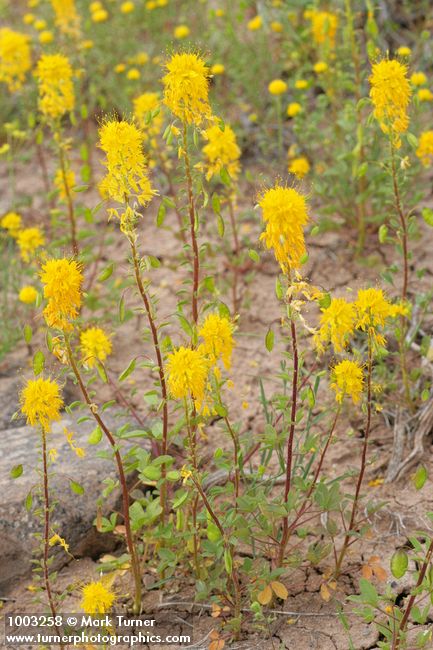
0,409,146,593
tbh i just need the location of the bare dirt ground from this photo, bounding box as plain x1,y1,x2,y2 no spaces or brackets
1,150,433,649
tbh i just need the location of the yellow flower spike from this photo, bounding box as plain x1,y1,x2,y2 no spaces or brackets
50,0,81,38
355,288,406,334
80,581,115,615
80,327,112,368
309,10,338,48
40,258,83,330
35,54,75,119
166,346,209,408
0,28,31,92
369,58,411,140
202,123,241,181
20,377,63,431
258,183,309,273
98,118,156,208
331,359,364,404
315,297,357,353
54,168,75,201
162,52,211,126
199,313,235,370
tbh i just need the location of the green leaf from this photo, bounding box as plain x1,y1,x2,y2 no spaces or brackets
25,492,33,511
378,224,388,244
217,213,225,237
248,249,260,262
11,464,23,478
23,324,32,344
156,202,166,227
224,548,233,574
119,358,136,382
95,360,108,383
141,465,161,481
70,480,85,495
318,293,331,309
88,426,103,445
212,194,221,215
422,208,433,227
220,167,231,186
98,263,114,282
391,549,408,579
265,328,274,352
406,133,418,149
33,351,45,376
412,465,427,490
172,491,188,509
359,578,379,606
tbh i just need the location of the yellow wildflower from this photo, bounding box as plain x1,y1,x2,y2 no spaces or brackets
0,28,31,92
133,92,163,140
121,1,135,13
287,102,302,117
315,297,356,353
17,227,45,262
288,156,310,178
174,25,190,39
270,21,283,33
199,313,235,370
39,31,54,44
80,327,112,368
162,52,211,126
418,88,433,102
268,79,287,95
98,119,155,210
416,131,433,167
92,9,108,22
63,427,85,458
49,533,69,552
247,15,262,31
295,79,308,89
258,184,309,273
1,211,22,237
331,360,364,404
309,10,338,49
36,54,75,119
20,377,63,431
40,258,83,330
19,285,38,304
50,0,81,37
410,71,427,86
166,346,209,407
202,123,241,181
81,581,115,615
369,59,411,139
397,46,411,57
211,63,225,75
314,61,328,73
355,288,406,334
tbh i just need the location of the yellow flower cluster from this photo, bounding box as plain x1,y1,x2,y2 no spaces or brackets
133,92,163,141
331,359,364,404
80,581,115,615
308,10,338,49
40,258,83,330
1,211,22,236
166,313,235,409
20,377,63,431
17,227,45,262
80,327,112,368
202,123,241,181
98,119,155,211
0,28,31,92
316,288,407,353
288,156,310,178
162,52,211,126
36,54,75,119
50,0,81,38
416,131,433,167
369,59,411,142
258,184,309,273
